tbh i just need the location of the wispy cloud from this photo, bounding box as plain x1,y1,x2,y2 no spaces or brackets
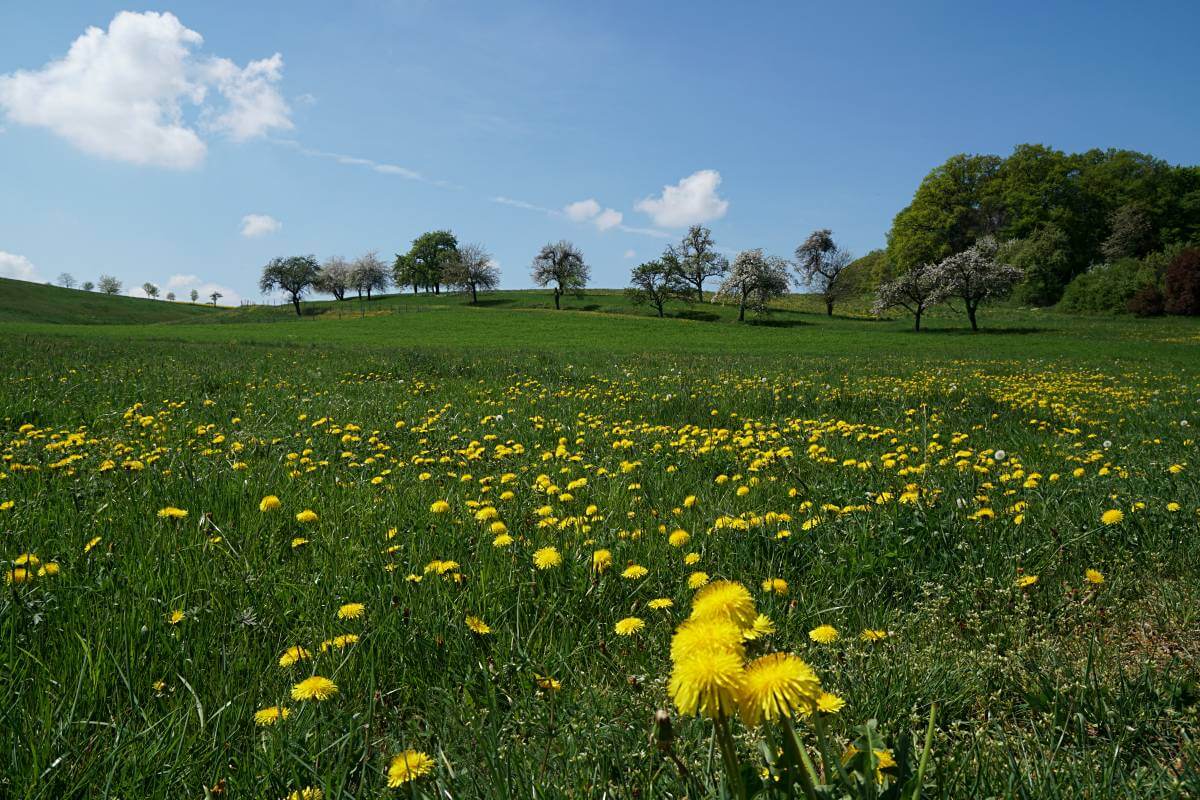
275,139,447,185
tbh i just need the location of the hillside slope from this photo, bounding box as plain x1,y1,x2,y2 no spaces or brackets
0,277,220,324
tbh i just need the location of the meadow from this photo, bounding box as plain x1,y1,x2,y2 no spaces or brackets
2,282,1198,799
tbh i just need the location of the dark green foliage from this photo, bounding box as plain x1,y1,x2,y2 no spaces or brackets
1001,224,1072,306
1059,259,1149,314
842,249,892,291
395,230,458,294
1164,248,1200,315
258,255,320,316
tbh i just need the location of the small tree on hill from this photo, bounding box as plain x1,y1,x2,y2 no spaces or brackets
57,273,76,289
673,225,728,302
531,240,589,309
444,243,499,304
315,256,352,300
98,275,122,295
873,263,940,331
166,291,176,301
190,289,199,303
627,255,689,317
350,252,390,300
795,229,854,316
209,291,223,306
81,281,95,292
1164,248,1200,316
713,249,791,322
142,282,159,299
929,237,1023,330
259,255,319,316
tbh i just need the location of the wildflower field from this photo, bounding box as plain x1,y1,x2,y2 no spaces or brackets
2,301,1199,798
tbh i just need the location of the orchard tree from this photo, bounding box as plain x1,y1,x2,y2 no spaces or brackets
98,275,122,295
673,225,728,301
81,281,95,292
795,229,854,316
627,256,689,317
444,243,499,304
1101,203,1154,261
531,240,589,309
315,256,352,300
189,288,199,303
396,231,457,293
209,291,223,306
712,249,791,322
872,263,940,331
929,237,1023,330
350,252,390,300
57,273,76,289
259,255,320,316
166,291,176,301
142,282,159,299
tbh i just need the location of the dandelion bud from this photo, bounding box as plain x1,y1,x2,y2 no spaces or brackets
652,709,674,751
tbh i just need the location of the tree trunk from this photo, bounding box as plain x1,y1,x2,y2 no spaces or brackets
434,283,440,295
291,295,302,316
471,284,477,304
367,288,372,301
967,303,978,331
411,284,418,294
738,301,745,322
697,284,705,303
656,302,664,317
914,307,922,331
825,299,834,316
554,288,561,310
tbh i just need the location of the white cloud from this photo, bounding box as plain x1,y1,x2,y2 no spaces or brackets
564,198,624,231
0,251,41,282
130,277,240,305
623,249,637,260
166,273,201,289
0,11,292,169
241,214,281,238
635,169,729,228
195,281,241,306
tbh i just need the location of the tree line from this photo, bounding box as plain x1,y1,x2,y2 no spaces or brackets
52,273,224,305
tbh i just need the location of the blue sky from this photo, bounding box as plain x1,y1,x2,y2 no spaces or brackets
2,1,1198,303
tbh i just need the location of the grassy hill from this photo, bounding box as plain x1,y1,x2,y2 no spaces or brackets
0,277,220,324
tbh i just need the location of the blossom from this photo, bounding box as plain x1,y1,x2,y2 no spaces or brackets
1085,569,1104,585
278,646,312,667
614,616,645,636
1015,575,1038,588
860,629,889,642
291,676,338,701
167,609,186,625
622,564,648,579
157,506,188,519
492,533,514,547
430,500,450,514
687,571,710,589
259,495,281,512
817,691,846,713
668,529,690,547
337,602,365,620
761,577,788,595
466,615,492,634
295,509,318,524
690,580,757,630
387,750,435,787
669,649,744,718
808,625,838,644
591,549,613,573
738,653,822,725
1100,509,1124,526
648,598,674,610
533,546,562,570
254,705,290,726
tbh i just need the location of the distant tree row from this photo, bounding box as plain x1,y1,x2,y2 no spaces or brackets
53,273,222,304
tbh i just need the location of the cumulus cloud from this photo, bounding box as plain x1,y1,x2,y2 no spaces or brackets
0,11,292,169
563,198,624,231
0,251,41,282
635,169,729,228
240,214,281,238
166,273,201,289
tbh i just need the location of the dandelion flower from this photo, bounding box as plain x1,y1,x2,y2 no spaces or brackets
254,705,290,726
291,676,338,701
466,615,492,634
591,549,613,573
1085,569,1105,585
387,750,435,787
670,618,745,662
259,495,281,512
1015,575,1038,588
669,649,744,718
291,537,309,549
295,509,318,524
648,598,674,610
492,533,514,547
622,564,648,579
690,580,757,630
739,653,822,725
1100,509,1123,526
808,624,838,644
761,577,788,595
278,646,312,667
860,629,889,642
668,530,690,547
533,546,561,570
84,536,103,553
430,500,450,514
535,674,562,691
37,562,61,577
285,787,322,800
817,691,846,714
5,568,32,585
157,506,188,519
320,634,359,652
14,553,39,567
742,614,776,640
167,609,185,625
687,571,710,589
337,602,365,620
614,617,645,636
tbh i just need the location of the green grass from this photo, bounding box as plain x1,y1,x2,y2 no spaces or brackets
0,278,220,325
1,285,1198,798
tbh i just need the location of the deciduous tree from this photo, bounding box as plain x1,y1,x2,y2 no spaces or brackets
872,263,939,331
350,251,389,300
444,243,499,304
795,229,854,316
712,249,790,322
627,256,689,317
98,275,122,295
259,255,319,316
929,237,1023,330
531,241,589,310
57,273,76,289
673,225,728,302
315,256,352,300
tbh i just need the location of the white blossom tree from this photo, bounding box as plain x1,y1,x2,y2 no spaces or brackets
929,237,1023,330
795,228,854,316
315,256,352,300
673,225,728,302
712,249,791,322
444,243,500,304
350,252,390,300
872,263,940,331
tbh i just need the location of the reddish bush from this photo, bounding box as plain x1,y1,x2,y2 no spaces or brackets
1126,284,1165,317
1164,248,1200,315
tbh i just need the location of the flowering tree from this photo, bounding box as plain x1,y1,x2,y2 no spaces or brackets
444,243,500,304
794,228,853,316
929,237,1023,330
350,252,390,300
531,240,589,309
872,263,940,331
673,225,728,302
315,256,352,300
712,249,790,322
98,275,122,295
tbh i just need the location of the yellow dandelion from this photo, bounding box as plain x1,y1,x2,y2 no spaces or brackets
670,617,745,662
622,564,649,579
614,616,646,636
860,629,889,642
817,691,846,714
14,553,39,567
430,500,450,514
291,537,309,549
167,609,185,625
535,674,562,691
668,529,690,547
259,495,281,512
278,646,312,667
1085,568,1105,585
295,509,318,524
687,571,710,589
337,602,365,620
1100,509,1123,526
808,624,838,644
254,705,291,726
738,653,822,725
84,536,102,553
157,506,188,519
492,533,514,547
284,787,323,800
533,546,562,570
466,615,492,634
761,577,788,595
669,649,745,718
591,549,613,573
1015,575,1038,588
6,568,32,585
690,580,757,630
37,562,61,577
291,676,338,701
742,613,776,640
320,634,359,652
387,750,435,787
648,598,674,610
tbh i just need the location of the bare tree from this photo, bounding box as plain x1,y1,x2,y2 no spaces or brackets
190,289,199,303
350,251,390,300
315,256,352,300
795,229,854,316
626,255,690,317
209,291,223,306
57,273,76,289
531,241,589,309
712,249,791,321
929,237,1023,330
674,225,728,302
81,280,95,292
166,291,176,301
98,275,122,295
444,243,500,304
142,282,160,299
872,264,940,331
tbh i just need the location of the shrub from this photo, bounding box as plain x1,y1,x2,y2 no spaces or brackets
1126,284,1165,317
1058,258,1143,314
1164,248,1200,315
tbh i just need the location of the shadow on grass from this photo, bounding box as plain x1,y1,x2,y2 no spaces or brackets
917,326,1052,335
673,310,721,322
746,317,812,329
